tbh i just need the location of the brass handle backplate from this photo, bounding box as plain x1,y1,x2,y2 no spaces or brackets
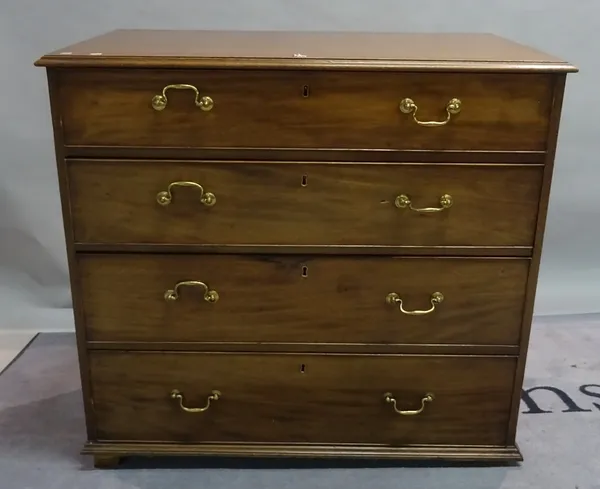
399,98,461,127
171,389,221,413
386,292,444,316
157,181,216,207
152,84,214,111
383,392,435,415
395,194,453,213
164,281,219,303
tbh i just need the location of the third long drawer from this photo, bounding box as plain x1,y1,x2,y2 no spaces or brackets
79,254,529,346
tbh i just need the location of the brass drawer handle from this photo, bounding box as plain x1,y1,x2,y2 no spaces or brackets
152,84,214,111
395,194,453,213
157,181,216,207
386,292,444,315
164,281,219,303
171,389,221,413
399,98,461,127
383,392,435,416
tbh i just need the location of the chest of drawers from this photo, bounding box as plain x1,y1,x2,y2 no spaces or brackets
35,30,577,468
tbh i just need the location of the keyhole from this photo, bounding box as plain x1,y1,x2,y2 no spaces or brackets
301,175,308,187
302,85,310,97
300,364,306,373
301,266,308,278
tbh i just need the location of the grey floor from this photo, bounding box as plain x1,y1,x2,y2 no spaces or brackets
0,315,599,489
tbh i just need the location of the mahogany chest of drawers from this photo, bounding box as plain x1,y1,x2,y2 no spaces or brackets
35,30,577,468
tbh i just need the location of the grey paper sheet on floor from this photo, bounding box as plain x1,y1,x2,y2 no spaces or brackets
0,315,599,489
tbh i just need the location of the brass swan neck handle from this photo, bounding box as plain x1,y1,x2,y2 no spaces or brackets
164,281,219,303
383,392,435,415
171,389,221,413
157,181,216,207
152,84,214,111
386,292,444,316
399,98,461,127
395,194,453,213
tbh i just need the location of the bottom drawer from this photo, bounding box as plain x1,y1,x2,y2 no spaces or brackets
89,352,516,446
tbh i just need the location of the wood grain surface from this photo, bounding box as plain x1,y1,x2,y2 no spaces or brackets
79,254,529,346
506,74,568,444
34,30,577,73
45,71,98,441
68,160,543,247
57,70,553,151
62,146,547,164
89,351,516,446
85,442,523,463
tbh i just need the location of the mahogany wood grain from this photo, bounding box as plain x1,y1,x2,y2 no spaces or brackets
86,341,519,356
35,30,577,74
68,160,543,247
74,243,533,257
89,352,516,446
79,254,528,346
46,70,97,440
506,74,568,443
63,146,547,164
74,243,532,258
57,70,553,151
84,442,523,462
93,455,122,469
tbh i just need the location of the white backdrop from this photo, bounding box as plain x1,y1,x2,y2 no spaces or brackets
0,0,597,332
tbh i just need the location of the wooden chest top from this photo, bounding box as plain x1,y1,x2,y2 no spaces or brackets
35,29,577,72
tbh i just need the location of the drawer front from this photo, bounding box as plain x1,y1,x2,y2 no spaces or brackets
59,70,552,151
68,160,542,247
80,254,528,346
90,352,515,445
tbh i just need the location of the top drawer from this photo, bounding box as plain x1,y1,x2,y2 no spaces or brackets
57,70,553,151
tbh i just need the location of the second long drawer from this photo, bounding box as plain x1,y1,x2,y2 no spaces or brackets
67,160,543,247
79,254,529,346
